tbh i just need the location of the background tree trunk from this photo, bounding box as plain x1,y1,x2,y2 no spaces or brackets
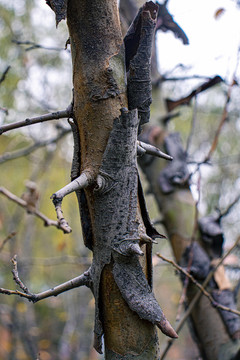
138,126,240,360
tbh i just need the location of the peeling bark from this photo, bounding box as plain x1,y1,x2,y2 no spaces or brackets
61,1,177,358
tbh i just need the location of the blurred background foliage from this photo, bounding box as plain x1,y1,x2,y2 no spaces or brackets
0,0,240,359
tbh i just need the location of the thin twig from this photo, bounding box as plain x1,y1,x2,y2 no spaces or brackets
7,255,92,267
0,106,73,135
12,40,67,52
152,74,211,87
0,66,11,85
157,253,240,316
218,193,240,219
0,255,91,303
204,81,234,162
204,48,239,162
186,96,198,153
160,235,240,359
0,187,71,234
0,232,16,252
11,255,30,294
0,127,71,164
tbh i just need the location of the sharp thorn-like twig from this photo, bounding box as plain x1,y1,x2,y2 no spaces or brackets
137,141,173,160
51,172,94,233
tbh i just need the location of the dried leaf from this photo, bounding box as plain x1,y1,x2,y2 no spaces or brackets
214,8,225,20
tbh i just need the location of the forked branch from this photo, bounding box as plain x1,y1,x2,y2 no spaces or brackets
0,255,91,303
0,187,70,234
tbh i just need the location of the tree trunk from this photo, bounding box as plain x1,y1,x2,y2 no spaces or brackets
65,1,174,358
138,126,240,360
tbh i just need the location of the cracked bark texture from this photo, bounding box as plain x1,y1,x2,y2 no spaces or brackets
138,126,240,360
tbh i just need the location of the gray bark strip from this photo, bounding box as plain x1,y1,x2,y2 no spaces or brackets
88,108,177,353
125,2,158,127
90,108,139,352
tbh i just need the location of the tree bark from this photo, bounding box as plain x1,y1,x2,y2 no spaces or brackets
64,1,174,358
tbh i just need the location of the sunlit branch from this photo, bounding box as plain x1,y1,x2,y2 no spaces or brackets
0,105,73,135
160,235,240,359
0,187,70,234
0,127,71,164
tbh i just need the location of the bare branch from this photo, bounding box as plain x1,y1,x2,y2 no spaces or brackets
204,79,235,162
0,127,71,164
186,96,198,153
218,193,240,219
152,74,211,87
165,75,223,112
0,187,70,234
0,66,11,85
204,48,239,162
0,256,91,303
11,255,30,294
157,254,240,316
0,106,73,135
137,140,173,160
51,172,94,233
160,235,240,359
0,232,16,253
12,39,67,52
159,111,181,126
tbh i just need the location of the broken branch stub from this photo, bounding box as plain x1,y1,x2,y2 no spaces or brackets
46,0,68,25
